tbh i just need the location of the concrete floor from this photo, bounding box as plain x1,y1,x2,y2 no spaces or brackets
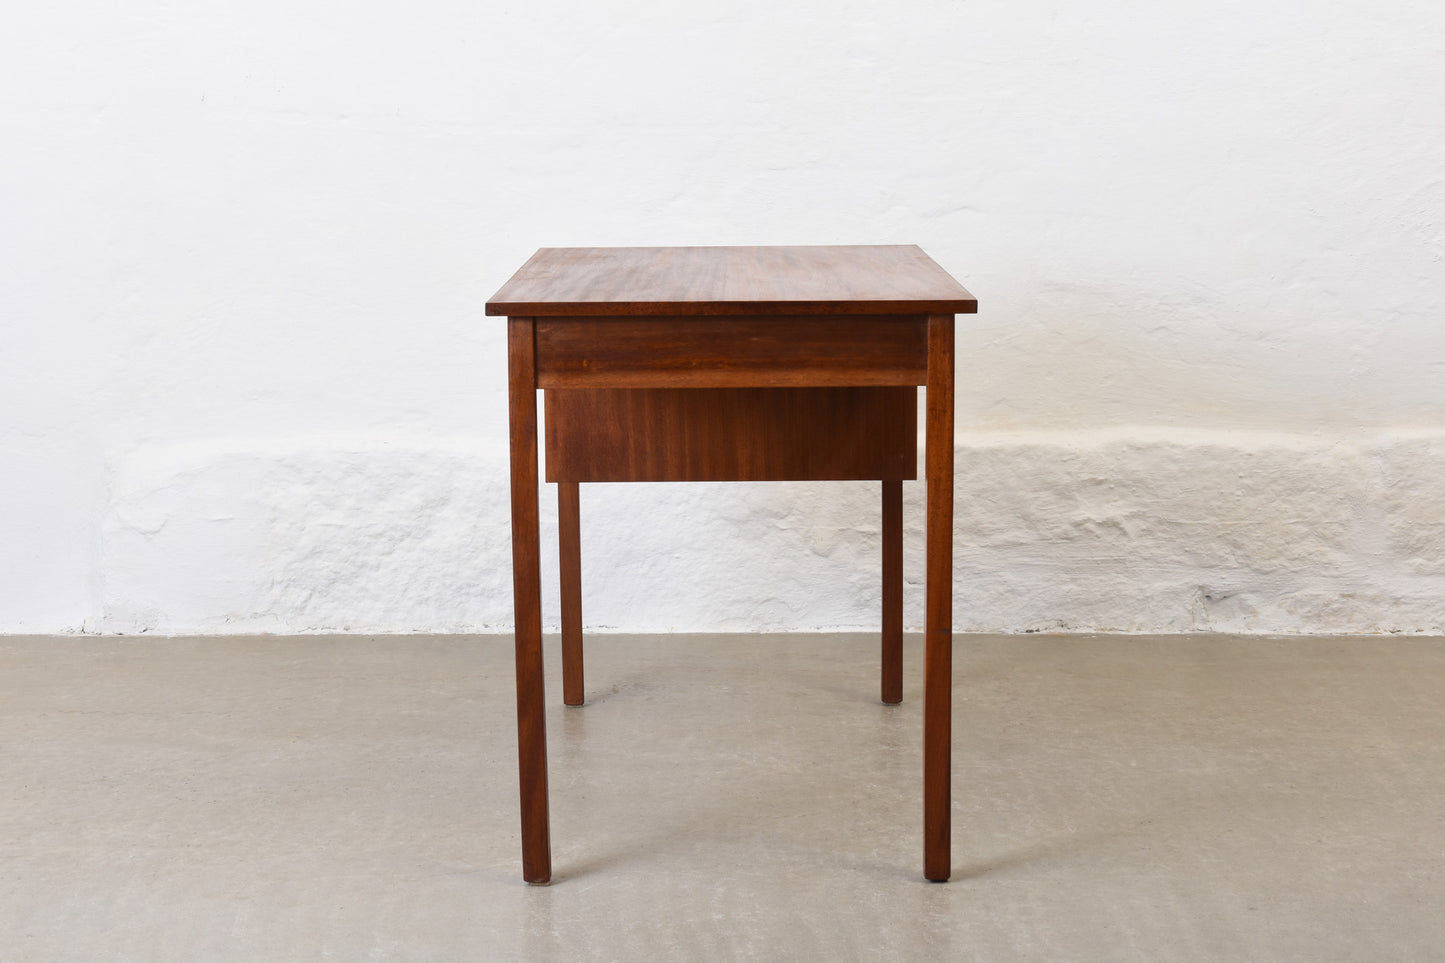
3,633,1444,961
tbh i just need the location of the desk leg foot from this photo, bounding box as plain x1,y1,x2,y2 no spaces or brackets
881,478,903,705
558,481,584,707
922,314,955,883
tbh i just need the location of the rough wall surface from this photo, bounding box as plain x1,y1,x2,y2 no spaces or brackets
4,1,1444,634
85,429,1445,636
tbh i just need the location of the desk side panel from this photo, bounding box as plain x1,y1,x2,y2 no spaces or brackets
535,315,928,388
544,386,918,482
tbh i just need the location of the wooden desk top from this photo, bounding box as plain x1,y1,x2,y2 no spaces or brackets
486,245,977,318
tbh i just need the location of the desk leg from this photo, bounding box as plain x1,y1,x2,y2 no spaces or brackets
882,479,903,705
558,480,584,706
508,318,552,885
923,314,955,882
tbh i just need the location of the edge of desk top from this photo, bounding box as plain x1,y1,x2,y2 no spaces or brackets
485,245,978,317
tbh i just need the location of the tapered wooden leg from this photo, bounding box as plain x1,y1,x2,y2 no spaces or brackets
923,314,955,882
558,480,584,707
881,478,903,705
508,317,552,885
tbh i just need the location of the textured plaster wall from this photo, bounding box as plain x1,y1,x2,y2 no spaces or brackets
4,1,1444,635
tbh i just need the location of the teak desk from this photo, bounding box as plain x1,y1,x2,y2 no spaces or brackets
487,245,977,883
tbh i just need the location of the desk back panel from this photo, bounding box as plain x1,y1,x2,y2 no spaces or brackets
544,386,918,482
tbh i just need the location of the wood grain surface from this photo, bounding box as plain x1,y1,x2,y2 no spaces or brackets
506,317,552,885
487,245,977,317
535,315,928,388
881,479,904,706
557,480,584,707
923,313,955,883
544,386,917,483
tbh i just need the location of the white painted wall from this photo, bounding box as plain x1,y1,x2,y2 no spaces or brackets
4,0,1443,635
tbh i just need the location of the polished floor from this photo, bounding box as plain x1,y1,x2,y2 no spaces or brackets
3,632,1444,961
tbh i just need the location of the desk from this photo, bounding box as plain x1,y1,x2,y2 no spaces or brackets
487,245,977,883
